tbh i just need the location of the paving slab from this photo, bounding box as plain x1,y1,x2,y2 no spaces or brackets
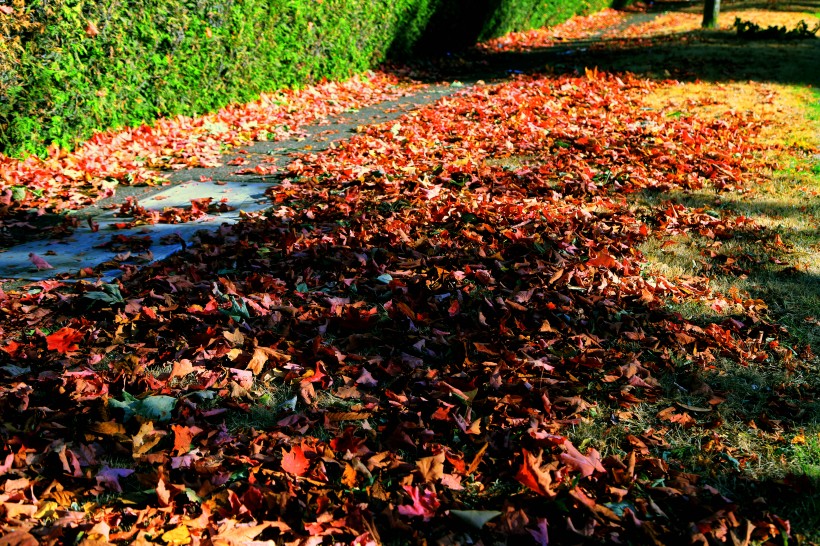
106,180,271,215
0,221,211,281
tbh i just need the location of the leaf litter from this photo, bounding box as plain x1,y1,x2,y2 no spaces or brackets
1,4,819,545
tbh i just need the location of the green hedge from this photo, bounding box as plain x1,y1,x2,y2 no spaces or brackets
0,0,610,157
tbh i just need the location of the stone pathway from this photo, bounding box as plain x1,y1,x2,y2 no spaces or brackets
0,85,462,281
0,10,661,281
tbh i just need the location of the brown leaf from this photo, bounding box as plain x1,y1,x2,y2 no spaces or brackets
0,529,39,546
247,346,290,375
416,452,445,483
212,522,272,546
466,443,489,476
560,440,605,478
515,449,558,498
326,411,371,422
223,328,245,346
90,420,127,437
133,421,165,457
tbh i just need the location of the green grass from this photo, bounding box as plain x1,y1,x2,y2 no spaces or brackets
625,80,820,540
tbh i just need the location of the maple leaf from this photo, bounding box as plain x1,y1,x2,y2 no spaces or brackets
528,518,550,545
211,522,272,545
281,444,310,476
398,485,440,521
132,421,165,457
342,463,358,488
172,424,200,455
416,452,445,483
586,250,620,269
96,466,134,492
515,449,558,498
560,440,605,478
46,327,84,353
657,406,697,428
0,530,37,546
110,392,176,422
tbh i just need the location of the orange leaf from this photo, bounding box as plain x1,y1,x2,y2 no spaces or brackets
46,327,84,353
172,424,197,456
342,463,358,488
515,449,557,498
1,341,21,356
281,444,309,476
586,250,620,269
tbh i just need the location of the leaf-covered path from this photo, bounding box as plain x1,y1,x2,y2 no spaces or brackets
1,2,819,545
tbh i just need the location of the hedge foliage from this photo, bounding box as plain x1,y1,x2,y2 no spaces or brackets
0,0,610,157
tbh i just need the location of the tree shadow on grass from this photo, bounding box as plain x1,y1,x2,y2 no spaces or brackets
389,24,820,88
632,187,820,351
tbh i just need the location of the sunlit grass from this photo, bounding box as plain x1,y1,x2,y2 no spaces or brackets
636,81,820,349
623,60,820,539
631,4,820,35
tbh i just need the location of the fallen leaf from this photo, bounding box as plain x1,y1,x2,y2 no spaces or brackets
281,444,310,476
451,509,502,529
46,327,84,353
416,452,445,483
398,485,440,521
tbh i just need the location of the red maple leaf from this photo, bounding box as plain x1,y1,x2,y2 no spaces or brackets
397,485,440,521
515,449,558,498
46,327,84,354
281,444,309,476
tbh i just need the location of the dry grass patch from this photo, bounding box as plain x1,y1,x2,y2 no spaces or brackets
628,3,820,35
641,81,817,148
635,73,820,352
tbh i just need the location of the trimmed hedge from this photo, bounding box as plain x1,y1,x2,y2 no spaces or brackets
0,0,610,157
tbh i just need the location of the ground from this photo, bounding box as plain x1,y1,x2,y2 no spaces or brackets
0,1,819,545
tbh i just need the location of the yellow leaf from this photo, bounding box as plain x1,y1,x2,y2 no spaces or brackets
161,525,191,545
34,500,58,519
226,348,243,361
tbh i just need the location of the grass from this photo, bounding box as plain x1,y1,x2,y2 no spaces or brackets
621,46,820,538
636,83,820,351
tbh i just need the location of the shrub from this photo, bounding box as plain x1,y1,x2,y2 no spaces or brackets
0,0,609,157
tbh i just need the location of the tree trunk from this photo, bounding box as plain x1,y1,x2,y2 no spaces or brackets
702,0,720,28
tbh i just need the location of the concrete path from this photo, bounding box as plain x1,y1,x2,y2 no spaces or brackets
0,10,661,281
0,85,462,281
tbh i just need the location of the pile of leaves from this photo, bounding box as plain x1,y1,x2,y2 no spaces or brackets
0,68,803,544
476,8,631,52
